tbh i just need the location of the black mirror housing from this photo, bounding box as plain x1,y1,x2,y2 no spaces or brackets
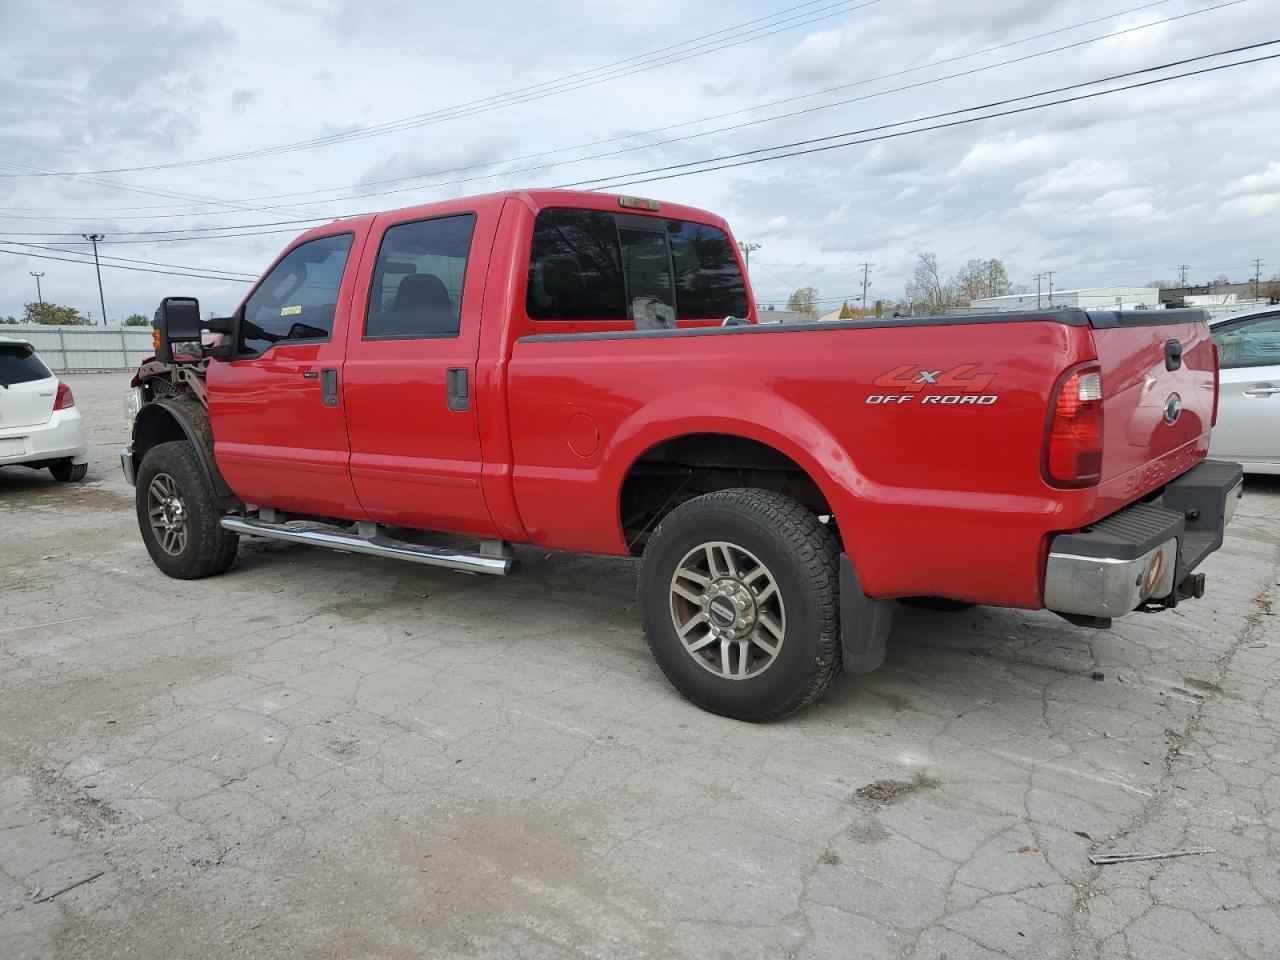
154,297,203,362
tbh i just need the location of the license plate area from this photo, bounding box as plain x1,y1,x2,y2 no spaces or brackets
0,437,29,457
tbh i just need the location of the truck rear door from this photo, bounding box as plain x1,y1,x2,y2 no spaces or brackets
341,204,499,537
1087,311,1216,507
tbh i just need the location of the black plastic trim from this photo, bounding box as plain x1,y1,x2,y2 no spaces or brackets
1085,307,1209,329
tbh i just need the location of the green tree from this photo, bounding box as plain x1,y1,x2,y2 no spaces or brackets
123,313,150,326
0,315,18,324
837,301,854,319
787,286,819,318
23,301,89,325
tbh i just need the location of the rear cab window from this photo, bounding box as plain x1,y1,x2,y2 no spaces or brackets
365,214,476,339
526,207,748,329
0,343,52,386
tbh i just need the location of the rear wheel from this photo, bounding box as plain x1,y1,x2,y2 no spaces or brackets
639,488,841,722
49,459,87,483
135,441,238,579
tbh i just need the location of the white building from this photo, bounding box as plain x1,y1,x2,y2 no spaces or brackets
968,286,1160,312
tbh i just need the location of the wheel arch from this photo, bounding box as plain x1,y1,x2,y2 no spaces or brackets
131,398,240,510
610,391,864,562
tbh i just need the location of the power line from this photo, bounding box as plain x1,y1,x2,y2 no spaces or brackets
0,0,1205,220
0,246,254,283
0,1,880,178
564,43,1280,191
3,43,1274,249
1,240,258,277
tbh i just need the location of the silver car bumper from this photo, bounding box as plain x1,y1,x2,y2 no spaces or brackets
1044,459,1244,622
1045,536,1178,619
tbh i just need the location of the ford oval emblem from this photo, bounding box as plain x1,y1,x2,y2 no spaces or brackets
1163,392,1183,425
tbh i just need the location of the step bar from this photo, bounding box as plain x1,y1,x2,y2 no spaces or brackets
219,517,517,576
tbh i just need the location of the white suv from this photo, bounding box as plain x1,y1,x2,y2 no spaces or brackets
0,335,88,482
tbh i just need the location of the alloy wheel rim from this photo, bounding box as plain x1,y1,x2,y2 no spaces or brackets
146,473,189,556
669,541,785,680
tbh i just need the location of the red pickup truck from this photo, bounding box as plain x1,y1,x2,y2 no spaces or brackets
122,189,1242,721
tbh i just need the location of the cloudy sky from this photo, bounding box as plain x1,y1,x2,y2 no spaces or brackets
1,0,1277,321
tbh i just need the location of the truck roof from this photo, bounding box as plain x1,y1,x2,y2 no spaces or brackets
292,189,731,245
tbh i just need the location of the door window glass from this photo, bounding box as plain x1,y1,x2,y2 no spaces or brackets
1213,313,1280,368
365,214,477,339
241,233,353,354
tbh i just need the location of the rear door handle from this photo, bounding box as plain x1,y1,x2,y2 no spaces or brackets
446,368,470,411
1242,384,1280,398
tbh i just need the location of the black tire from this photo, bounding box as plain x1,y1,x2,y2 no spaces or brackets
638,488,841,722
899,597,976,612
135,440,238,579
50,459,87,482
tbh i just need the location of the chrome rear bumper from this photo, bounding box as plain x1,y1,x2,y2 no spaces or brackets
1044,459,1243,622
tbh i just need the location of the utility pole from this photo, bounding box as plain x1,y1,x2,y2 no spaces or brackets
1045,270,1056,308
737,241,762,272
1033,273,1043,309
1178,264,1189,286
1253,258,1264,299
29,271,44,305
82,233,107,325
858,262,874,311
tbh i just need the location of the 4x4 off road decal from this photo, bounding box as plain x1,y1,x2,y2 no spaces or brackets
867,363,999,405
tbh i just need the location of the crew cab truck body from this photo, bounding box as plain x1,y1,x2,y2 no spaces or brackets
121,189,1242,721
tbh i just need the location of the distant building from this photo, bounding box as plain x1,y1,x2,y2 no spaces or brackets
968,286,1159,312
757,309,806,324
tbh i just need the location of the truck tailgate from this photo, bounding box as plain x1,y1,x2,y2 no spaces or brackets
1088,311,1214,509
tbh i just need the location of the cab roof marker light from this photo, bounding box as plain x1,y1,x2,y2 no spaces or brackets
618,196,660,211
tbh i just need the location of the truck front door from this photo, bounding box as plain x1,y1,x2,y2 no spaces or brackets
341,207,497,536
207,231,369,520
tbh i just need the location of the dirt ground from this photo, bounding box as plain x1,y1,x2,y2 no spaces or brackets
2,373,1278,960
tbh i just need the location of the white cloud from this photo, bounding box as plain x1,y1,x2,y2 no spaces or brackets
1223,162,1280,198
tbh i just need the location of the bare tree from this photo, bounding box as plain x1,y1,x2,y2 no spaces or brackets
904,252,959,315
787,286,819,318
1209,273,1230,286
953,258,1012,303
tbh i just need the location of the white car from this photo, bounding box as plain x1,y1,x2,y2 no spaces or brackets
1210,306,1280,475
0,335,88,482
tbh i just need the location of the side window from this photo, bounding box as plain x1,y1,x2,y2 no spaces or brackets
365,214,476,339
241,234,353,354
1213,314,1280,368
527,209,626,320
667,221,749,319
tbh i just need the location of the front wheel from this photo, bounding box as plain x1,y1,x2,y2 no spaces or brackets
638,488,841,722
135,441,238,579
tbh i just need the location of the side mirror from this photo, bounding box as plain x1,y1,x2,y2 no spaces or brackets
154,297,203,362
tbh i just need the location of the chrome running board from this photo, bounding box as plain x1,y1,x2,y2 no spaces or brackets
219,516,517,576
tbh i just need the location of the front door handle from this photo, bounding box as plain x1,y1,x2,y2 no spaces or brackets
320,368,339,407
447,368,470,412
1242,383,1280,398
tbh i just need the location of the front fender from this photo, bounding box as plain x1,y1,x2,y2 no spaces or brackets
132,398,240,510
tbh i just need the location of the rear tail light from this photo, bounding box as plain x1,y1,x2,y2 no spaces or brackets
53,381,76,410
1044,363,1103,487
